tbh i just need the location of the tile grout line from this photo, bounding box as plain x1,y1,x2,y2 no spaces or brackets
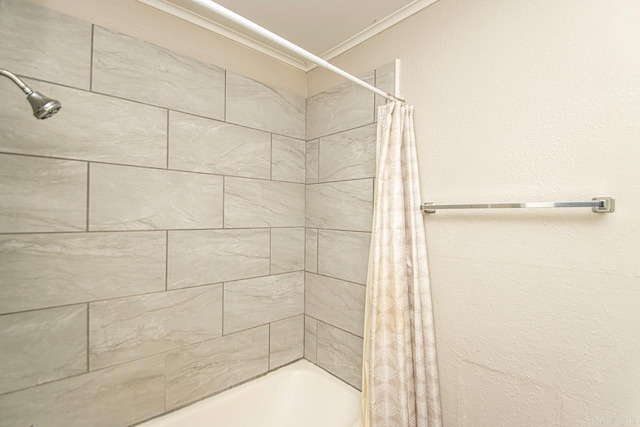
0,271,308,318
89,25,95,91
157,359,284,420
163,353,167,413
308,122,377,141
304,94,308,139
268,228,272,275
86,303,90,372
303,227,307,326
221,283,225,336
165,230,169,291
0,225,310,236
0,321,281,398
0,151,307,185
308,271,366,287
373,68,378,122
221,176,225,228
316,137,321,182
303,256,307,358
12,74,306,141
314,317,363,344
313,354,359,392
86,163,91,231
314,316,319,362
305,176,375,186
166,110,170,169
222,312,303,341
12,70,371,142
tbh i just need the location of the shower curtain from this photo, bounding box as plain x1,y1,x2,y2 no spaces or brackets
362,102,442,427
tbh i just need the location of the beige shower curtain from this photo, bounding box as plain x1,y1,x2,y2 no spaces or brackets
362,101,442,427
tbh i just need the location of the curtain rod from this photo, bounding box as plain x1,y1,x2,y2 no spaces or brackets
189,0,406,103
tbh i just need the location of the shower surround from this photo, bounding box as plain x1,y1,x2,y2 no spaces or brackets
0,0,306,425
0,0,393,425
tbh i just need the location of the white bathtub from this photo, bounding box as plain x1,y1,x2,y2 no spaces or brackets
139,359,363,427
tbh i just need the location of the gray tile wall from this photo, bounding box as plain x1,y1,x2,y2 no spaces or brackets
303,63,396,390
0,0,92,89
306,71,375,140
1,0,397,418
270,315,305,369
0,1,307,425
226,72,305,139
92,27,226,120
165,326,269,410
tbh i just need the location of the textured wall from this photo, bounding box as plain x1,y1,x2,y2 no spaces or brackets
303,63,395,389
308,0,640,425
0,1,305,425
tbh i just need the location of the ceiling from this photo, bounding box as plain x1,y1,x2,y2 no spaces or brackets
138,0,437,70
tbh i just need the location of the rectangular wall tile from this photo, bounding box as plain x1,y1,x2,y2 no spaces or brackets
319,124,377,182
317,322,363,390
224,272,304,334
0,305,87,395
306,139,319,184
270,315,304,369
226,72,305,139
168,111,270,179
272,135,305,183
224,177,304,228
0,355,165,427
318,230,371,284
93,26,225,119
167,229,269,289
374,62,397,116
304,316,318,363
0,80,167,168
306,71,375,140
306,179,373,232
305,228,319,273
305,273,366,337
89,285,222,370
271,228,305,274
166,326,268,410
0,0,91,89
0,154,86,233
89,164,223,231
0,231,166,314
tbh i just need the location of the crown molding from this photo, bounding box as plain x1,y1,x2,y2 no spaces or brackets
137,0,438,73
137,0,309,70
311,0,438,69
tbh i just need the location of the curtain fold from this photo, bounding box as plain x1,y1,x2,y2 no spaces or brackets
362,101,442,427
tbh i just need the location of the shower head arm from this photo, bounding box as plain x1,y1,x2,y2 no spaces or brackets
0,67,62,119
0,69,33,95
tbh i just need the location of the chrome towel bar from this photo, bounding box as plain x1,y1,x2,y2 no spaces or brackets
421,196,615,214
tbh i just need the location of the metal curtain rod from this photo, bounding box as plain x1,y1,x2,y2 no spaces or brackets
422,196,615,214
189,0,405,103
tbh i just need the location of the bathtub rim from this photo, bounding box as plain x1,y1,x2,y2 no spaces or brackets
133,358,362,426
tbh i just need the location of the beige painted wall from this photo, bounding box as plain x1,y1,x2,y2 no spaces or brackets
32,0,306,96
308,0,640,425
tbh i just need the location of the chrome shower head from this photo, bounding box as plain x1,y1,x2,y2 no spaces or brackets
26,91,62,120
1,68,62,119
